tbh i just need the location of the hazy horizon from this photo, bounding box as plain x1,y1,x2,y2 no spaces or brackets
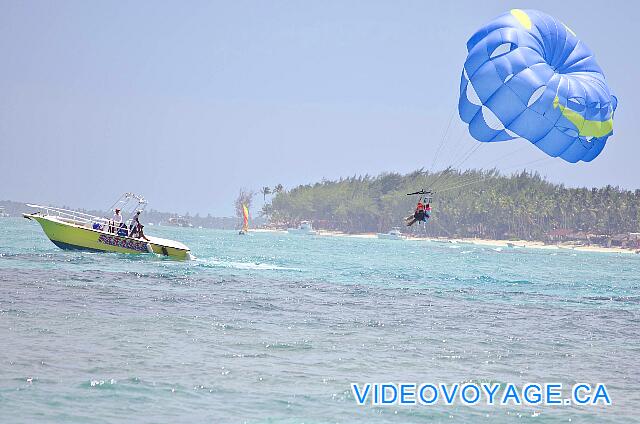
2,1,638,215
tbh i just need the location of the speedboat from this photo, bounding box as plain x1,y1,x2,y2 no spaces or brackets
287,221,317,235
23,193,191,260
0,207,9,217
377,228,405,240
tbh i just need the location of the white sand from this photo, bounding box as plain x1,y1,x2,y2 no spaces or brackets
251,228,639,254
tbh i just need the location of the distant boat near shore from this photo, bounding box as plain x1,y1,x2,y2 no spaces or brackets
287,221,317,235
377,228,405,240
166,216,193,228
238,204,249,235
430,239,451,244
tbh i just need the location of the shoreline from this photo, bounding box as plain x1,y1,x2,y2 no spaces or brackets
251,228,639,255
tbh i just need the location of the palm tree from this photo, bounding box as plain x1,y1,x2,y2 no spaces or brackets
260,186,272,202
261,203,273,216
263,169,640,239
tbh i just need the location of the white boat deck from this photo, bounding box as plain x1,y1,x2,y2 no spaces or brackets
146,235,190,251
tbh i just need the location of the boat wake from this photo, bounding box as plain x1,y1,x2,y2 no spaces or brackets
195,258,302,272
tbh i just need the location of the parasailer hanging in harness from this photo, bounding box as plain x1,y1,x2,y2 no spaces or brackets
405,190,432,226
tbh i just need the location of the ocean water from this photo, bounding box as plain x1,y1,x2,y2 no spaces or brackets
1,217,639,423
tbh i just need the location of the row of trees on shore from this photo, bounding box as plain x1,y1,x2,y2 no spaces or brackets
262,169,640,240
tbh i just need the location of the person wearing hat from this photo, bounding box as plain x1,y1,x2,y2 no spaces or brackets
110,208,123,233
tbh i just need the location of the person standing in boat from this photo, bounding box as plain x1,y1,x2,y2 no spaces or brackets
109,208,123,233
129,211,150,241
129,210,142,237
137,224,150,241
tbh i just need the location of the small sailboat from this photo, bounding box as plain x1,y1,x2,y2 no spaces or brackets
238,204,249,235
23,193,191,260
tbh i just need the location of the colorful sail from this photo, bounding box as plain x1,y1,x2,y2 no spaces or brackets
242,204,249,232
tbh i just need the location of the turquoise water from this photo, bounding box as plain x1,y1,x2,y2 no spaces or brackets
1,217,639,423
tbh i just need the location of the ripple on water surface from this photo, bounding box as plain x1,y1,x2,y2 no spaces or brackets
0,219,639,422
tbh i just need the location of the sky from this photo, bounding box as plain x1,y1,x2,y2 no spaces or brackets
1,0,638,216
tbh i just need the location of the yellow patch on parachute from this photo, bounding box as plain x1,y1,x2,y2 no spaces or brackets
553,96,613,138
510,9,532,30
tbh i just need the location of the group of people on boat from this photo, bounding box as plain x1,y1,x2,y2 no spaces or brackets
108,209,150,241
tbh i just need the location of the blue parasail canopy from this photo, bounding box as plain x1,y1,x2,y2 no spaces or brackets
459,9,617,163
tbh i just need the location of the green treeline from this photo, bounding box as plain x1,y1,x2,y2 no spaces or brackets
265,169,640,239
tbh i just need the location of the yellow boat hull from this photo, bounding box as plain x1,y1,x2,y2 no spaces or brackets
25,214,190,260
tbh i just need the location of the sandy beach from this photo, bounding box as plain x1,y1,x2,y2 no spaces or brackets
252,228,639,254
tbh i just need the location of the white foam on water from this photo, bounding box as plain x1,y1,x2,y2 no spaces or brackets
197,258,302,272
